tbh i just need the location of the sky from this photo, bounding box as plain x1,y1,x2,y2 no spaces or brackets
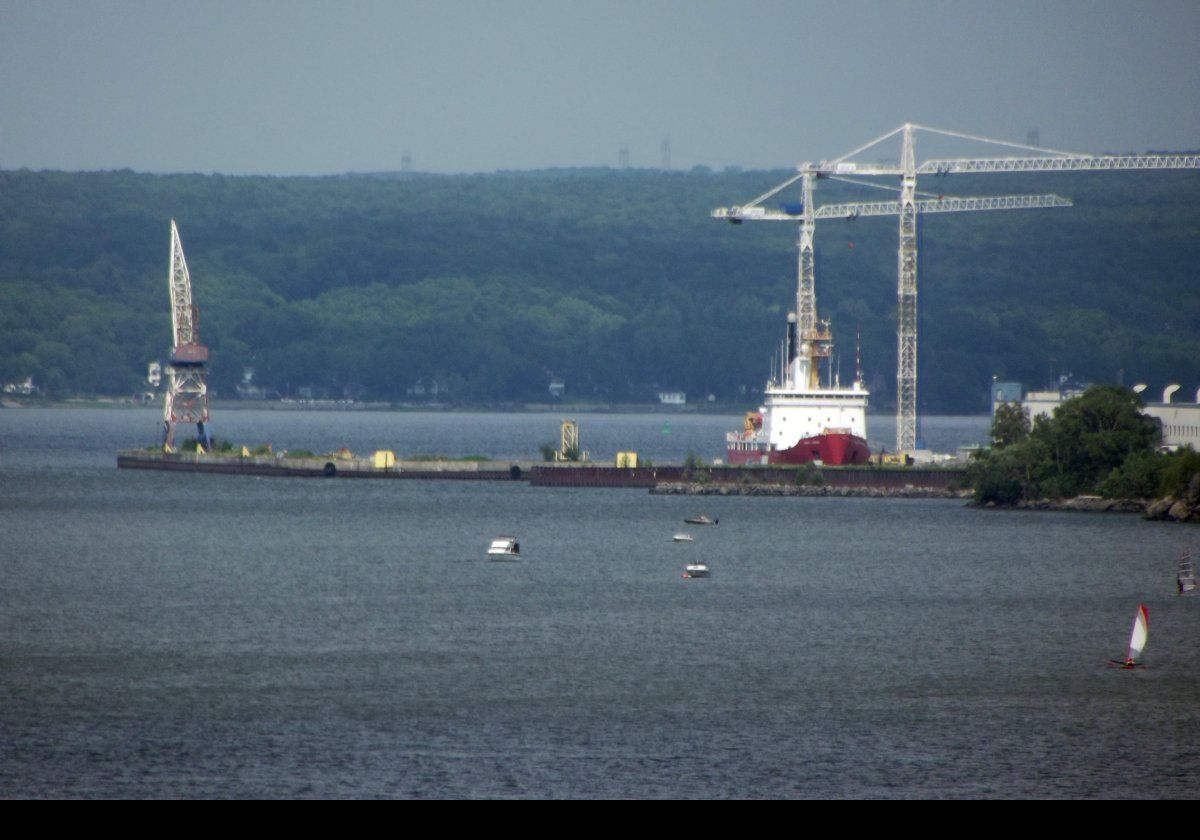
1,0,1197,175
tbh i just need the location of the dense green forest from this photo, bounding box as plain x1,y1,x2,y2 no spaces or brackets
969,386,1200,504
1,165,1198,411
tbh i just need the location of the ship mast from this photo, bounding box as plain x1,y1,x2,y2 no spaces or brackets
791,168,832,391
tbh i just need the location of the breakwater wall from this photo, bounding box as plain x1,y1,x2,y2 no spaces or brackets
118,450,967,492
986,495,1200,523
529,465,965,489
117,450,525,480
651,482,969,498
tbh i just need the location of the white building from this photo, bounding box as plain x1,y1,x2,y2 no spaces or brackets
1020,383,1200,451
1023,389,1086,421
1140,384,1200,452
2,377,36,395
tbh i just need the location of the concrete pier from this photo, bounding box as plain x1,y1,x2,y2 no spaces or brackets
117,450,967,491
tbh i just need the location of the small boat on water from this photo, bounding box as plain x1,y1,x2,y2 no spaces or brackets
1110,604,1149,669
683,562,710,579
487,536,520,560
1178,549,1197,595
673,533,694,543
684,515,718,526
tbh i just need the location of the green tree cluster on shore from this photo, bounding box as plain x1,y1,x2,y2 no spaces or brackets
968,386,1199,504
1,166,1198,409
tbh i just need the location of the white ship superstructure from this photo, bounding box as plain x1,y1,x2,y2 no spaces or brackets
727,315,870,465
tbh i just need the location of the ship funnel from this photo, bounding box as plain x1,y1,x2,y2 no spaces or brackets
1163,384,1181,404
786,312,798,364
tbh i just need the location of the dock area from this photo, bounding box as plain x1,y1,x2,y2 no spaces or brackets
117,450,525,480
117,450,966,491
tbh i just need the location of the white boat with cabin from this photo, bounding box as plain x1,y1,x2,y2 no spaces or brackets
487,536,520,559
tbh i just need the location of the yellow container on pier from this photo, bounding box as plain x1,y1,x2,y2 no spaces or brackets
374,450,396,469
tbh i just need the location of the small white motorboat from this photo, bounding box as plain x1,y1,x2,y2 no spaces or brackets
683,562,710,579
673,532,694,543
684,515,717,526
487,536,520,560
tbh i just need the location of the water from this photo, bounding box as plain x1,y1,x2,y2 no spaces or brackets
2,408,1198,798
0,407,985,470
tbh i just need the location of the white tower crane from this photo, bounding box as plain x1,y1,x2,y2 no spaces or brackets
162,220,212,452
714,166,1072,435
819,123,1200,453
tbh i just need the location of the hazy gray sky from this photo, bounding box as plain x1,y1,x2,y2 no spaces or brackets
2,0,1197,175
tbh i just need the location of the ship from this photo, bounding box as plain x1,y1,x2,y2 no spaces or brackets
726,313,870,466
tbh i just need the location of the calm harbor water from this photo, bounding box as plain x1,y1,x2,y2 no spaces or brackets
1,408,1197,798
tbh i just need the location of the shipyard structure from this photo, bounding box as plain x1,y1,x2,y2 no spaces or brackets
993,380,1200,452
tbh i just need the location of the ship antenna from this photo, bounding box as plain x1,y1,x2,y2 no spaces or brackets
855,323,863,386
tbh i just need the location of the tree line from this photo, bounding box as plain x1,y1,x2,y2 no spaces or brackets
970,386,1200,503
1,166,1197,410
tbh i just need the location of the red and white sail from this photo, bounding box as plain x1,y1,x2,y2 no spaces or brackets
1126,604,1149,665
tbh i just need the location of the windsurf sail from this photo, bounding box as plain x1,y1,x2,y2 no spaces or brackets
1179,549,1197,595
1125,604,1149,666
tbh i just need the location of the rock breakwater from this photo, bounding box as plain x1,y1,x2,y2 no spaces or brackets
974,495,1199,523
651,482,969,498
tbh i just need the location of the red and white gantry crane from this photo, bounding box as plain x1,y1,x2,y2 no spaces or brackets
162,220,212,452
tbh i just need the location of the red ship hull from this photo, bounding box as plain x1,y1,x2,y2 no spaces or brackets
726,431,871,466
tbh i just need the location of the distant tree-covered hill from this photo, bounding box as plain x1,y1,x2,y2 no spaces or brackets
1,165,1197,411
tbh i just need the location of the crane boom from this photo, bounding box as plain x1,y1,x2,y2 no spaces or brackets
920,154,1200,175
714,193,1073,222
168,221,197,348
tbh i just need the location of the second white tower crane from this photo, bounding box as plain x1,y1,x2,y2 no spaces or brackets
822,123,1200,453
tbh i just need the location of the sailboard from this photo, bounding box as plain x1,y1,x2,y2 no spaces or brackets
1110,604,1149,669
1178,549,1197,595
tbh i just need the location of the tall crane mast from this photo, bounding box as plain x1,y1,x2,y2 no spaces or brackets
162,220,212,452
714,167,1071,430
821,123,1200,453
